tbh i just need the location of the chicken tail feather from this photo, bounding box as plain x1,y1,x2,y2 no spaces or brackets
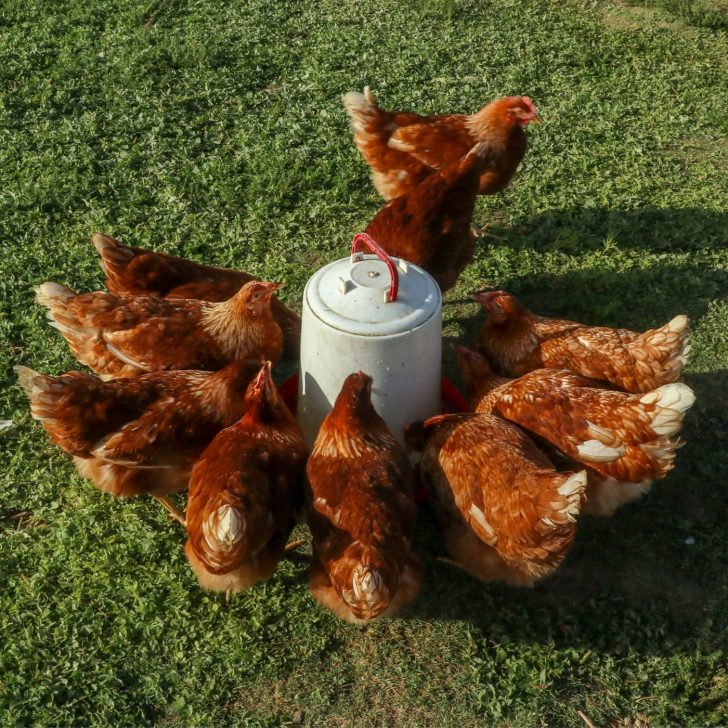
513,469,586,577
92,233,135,277
14,365,42,399
640,382,695,436
35,281,75,310
342,87,380,133
629,314,691,389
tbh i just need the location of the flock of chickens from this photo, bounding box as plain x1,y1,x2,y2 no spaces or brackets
16,90,695,624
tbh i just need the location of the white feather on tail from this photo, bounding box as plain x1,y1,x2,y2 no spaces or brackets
640,382,695,436
35,282,75,309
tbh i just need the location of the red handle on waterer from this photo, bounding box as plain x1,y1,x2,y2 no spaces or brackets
351,233,399,303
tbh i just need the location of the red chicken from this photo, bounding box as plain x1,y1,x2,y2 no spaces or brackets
184,362,306,595
407,413,586,585
343,87,540,200
36,279,283,379
456,346,695,514
15,360,262,522
472,290,691,393
365,142,493,292
306,372,420,623
92,233,301,356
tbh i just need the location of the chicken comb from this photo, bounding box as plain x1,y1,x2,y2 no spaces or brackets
521,96,538,115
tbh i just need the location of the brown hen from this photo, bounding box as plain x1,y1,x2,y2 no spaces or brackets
306,372,420,624
407,413,586,586
15,360,262,522
92,233,301,355
365,142,492,292
343,88,540,201
473,290,691,393
185,362,306,594
36,279,283,379
456,346,695,514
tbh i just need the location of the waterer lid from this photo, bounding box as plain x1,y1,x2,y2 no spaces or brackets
304,234,441,336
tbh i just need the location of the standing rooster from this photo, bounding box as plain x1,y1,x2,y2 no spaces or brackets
92,233,301,355
472,290,691,393
36,279,284,379
365,143,493,292
456,346,695,515
15,360,262,522
306,372,420,624
407,413,586,586
185,362,306,595
343,87,540,200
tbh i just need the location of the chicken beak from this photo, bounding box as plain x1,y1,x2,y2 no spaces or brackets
471,290,495,306
265,282,283,297
471,289,506,305
530,114,542,125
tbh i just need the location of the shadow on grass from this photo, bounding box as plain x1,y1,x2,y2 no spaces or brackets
406,367,727,655
484,206,728,254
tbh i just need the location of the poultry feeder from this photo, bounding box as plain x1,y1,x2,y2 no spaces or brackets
297,233,444,449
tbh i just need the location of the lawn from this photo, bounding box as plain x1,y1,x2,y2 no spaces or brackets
1,0,727,725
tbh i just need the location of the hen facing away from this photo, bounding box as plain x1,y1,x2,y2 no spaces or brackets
15,361,262,522
365,142,493,292
306,372,420,624
36,279,283,379
407,413,586,586
473,290,690,393
93,233,301,356
343,87,540,201
457,347,695,515
185,362,306,595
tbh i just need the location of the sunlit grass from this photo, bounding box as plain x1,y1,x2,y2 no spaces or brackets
1,0,726,725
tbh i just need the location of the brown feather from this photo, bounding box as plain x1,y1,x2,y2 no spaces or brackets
412,413,586,584
36,280,283,378
15,361,261,497
343,90,537,201
306,372,420,623
365,143,492,291
456,348,695,502
92,233,301,356
473,291,691,393
185,364,306,593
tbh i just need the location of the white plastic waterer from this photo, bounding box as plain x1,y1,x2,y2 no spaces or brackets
297,233,442,449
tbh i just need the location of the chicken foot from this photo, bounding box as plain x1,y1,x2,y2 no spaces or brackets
471,223,507,242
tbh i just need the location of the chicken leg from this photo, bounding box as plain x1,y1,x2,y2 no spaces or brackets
155,495,186,526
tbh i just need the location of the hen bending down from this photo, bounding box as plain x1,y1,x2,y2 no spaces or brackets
36,279,283,379
306,372,421,623
15,360,262,521
343,87,540,201
456,346,695,515
473,290,690,393
365,142,493,292
92,233,301,356
407,413,586,586
185,362,306,594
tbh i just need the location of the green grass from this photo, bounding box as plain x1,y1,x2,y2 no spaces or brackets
1,0,727,725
